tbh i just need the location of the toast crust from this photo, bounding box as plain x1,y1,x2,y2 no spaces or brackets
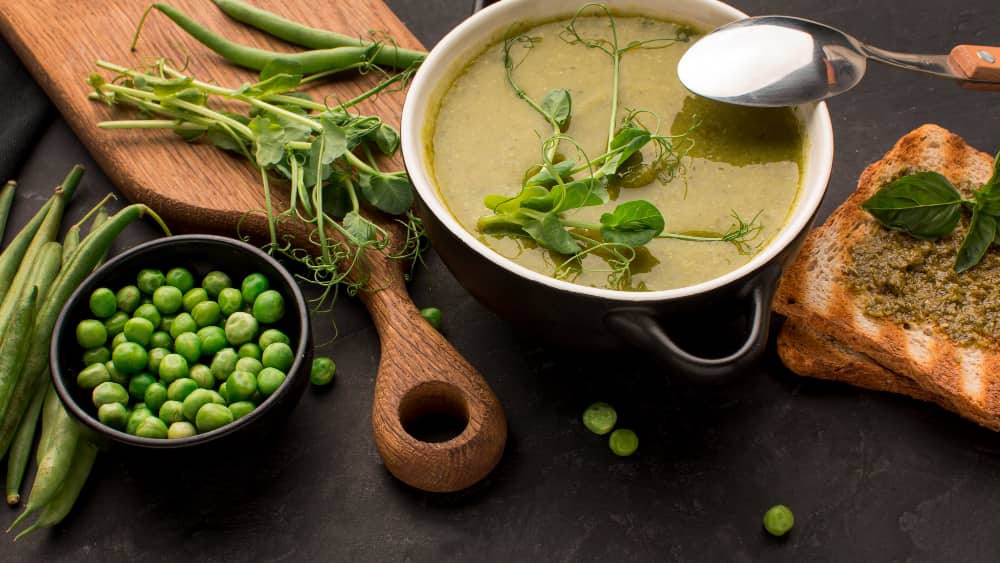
774,124,1000,429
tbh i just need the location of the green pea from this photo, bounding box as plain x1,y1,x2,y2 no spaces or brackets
143,382,168,413
250,390,264,406
188,364,213,389
112,342,148,374
115,285,141,314
89,287,117,319
226,370,257,402
169,312,198,338
195,403,234,433
608,428,638,457
182,287,209,312
181,388,215,422
137,268,165,294
197,326,227,357
77,363,111,390
217,382,229,403
210,348,238,381
217,287,243,317
103,311,129,337
165,267,195,293
105,360,128,386
158,353,189,384
76,319,108,349
158,400,186,424
168,421,197,439
229,401,255,420
310,357,336,386
235,357,263,375
202,270,232,299
252,290,285,324
582,402,617,435
159,314,175,333
111,332,128,350
174,332,202,364
257,367,286,397
126,406,153,435
153,285,183,315
763,505,794,537
241,273,270,304
123,317,155,347
133,303,162,328
92,381,129,408
419,307,442,331
262,342,294,372
128,372,156,401
237,342,261,360
150,330,173,350
98,402,129,430
207,390,226,405
225,312,258,346
167,377,199,402
191,300,221,328
146,347,170,375
82,346,111,366
258,328,290,349
135,416,168,439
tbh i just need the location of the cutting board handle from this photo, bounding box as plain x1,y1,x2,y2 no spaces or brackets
364,283,507,493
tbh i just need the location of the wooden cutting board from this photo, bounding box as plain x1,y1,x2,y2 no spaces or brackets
0,0,506,492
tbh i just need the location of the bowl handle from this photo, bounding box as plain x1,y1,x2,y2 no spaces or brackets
604,266,781,383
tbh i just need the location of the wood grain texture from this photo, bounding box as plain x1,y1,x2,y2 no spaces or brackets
0,0,506,492
949,45,1000,83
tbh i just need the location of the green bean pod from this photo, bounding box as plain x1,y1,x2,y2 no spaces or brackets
89,206,111,267
5,382,46,506
154,3,387,77
212,0,425,68
0,204,169,459
12,438,97,541
0,287,38,424
37,382,59,465
0,242,62,350
7,402,80,532
0,166,82,335
61,226,80,266
0,180,15,244
0,194,53,307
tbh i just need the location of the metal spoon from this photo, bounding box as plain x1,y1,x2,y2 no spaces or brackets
677,15,1000,107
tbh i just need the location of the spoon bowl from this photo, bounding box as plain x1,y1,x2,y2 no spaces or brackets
678,15,1000,107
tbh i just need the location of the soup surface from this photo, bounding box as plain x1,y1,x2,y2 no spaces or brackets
430,13,804,290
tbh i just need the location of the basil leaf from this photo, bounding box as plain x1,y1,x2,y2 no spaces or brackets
971,151,1000,215
359,173,414,215
540,88,572,130
343,211,375,244
599,128,651,177
860,172,963,240
522,212,579,255
525,160,575,187
955,208,998,273
599,200,665,247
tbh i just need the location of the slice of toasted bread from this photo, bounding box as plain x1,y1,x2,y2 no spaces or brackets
774,124,1000,429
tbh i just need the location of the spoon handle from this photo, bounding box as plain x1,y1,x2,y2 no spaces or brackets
949,45,1000,85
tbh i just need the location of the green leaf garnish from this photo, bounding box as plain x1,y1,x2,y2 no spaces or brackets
540,88,572,131
860,172,964,240
599,200,665,247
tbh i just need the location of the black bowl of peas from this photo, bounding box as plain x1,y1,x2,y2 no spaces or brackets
50,235,312,449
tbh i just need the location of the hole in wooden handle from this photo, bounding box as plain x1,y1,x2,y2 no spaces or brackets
398,381,470,443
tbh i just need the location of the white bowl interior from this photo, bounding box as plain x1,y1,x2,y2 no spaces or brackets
401,0,834,301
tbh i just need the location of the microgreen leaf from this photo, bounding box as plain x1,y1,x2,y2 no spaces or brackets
955,208,998,273
302,140,332,187
359,173,414,215
525,160,575,187
151,77,194,97
320,174,352,219
318,116,348,164
540,88,572,131
599,200,665,247
205,126,246,154
522,212,579,255
245,73,303,97
484,185,549,214
860,172,964,240
522,177,607,213
371,124,401,155
343,211,376,244
248,116,286,167
260,57,302,80
599,127,651,176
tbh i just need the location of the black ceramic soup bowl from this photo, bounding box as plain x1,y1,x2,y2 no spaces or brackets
401,0,834,382
50,235,312,449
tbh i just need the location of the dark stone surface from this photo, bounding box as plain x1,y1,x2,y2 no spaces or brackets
2,0,999,560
